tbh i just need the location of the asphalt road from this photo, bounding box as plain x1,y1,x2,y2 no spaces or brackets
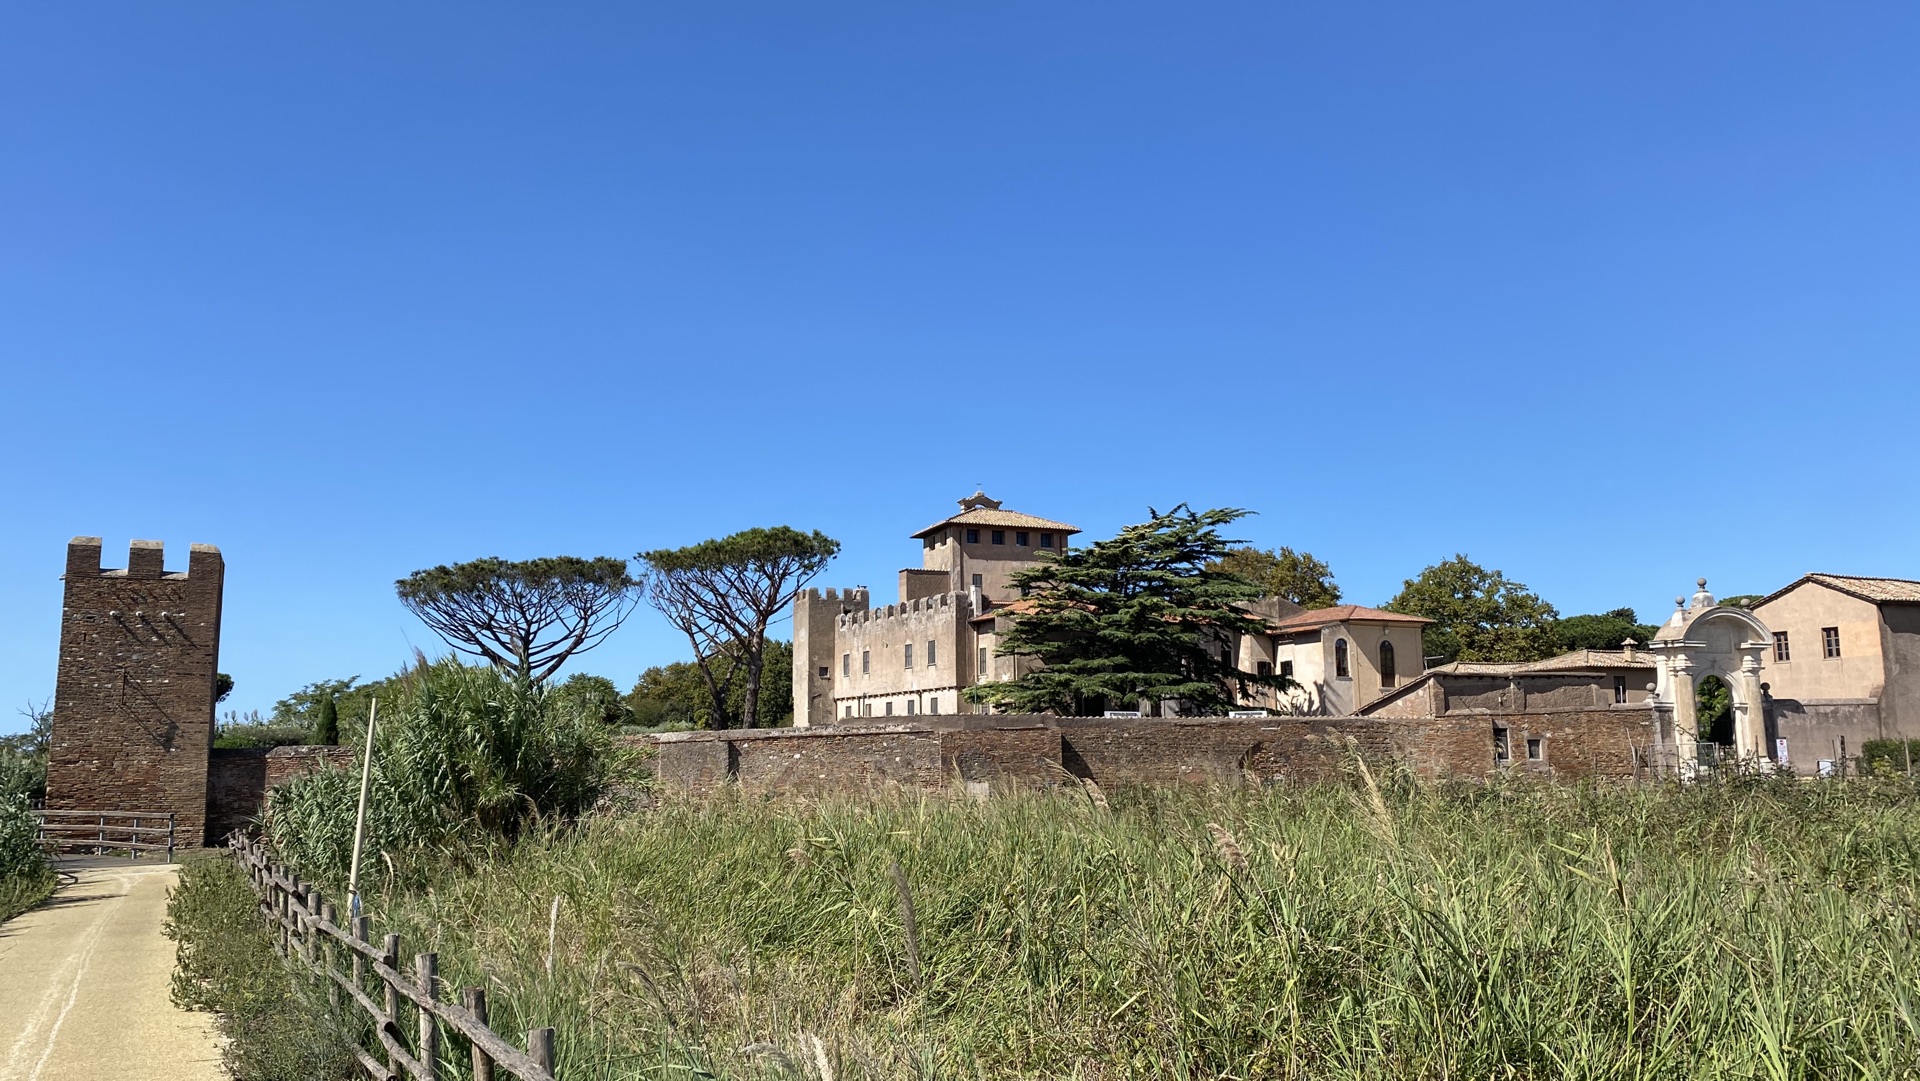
0,859,225,1081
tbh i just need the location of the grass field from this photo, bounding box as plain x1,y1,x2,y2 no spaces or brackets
309,772,1920,1080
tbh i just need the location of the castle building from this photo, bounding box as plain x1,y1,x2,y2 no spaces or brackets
793,492,1079,726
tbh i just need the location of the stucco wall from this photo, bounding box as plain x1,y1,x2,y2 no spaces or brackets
1755,584,1886,702
832,595,970,719
1877,604,1920,738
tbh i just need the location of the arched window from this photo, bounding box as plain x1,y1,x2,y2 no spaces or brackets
1334,638,1350,679
1379,640,1396,688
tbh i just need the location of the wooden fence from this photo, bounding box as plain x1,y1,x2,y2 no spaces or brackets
33,809,176,861
231,836,558,1081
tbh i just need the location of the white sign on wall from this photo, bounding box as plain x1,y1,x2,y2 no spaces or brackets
1775,737,1789,765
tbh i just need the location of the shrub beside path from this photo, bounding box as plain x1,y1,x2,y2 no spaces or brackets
0,859,224,1081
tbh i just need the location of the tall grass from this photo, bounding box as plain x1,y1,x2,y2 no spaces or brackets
0,795,55,924
277,773,1920,1080
263,659,627,886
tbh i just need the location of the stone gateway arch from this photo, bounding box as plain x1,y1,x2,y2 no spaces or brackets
1648,579,1776,768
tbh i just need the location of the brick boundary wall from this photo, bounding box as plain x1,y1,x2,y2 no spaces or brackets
207,745,358,841
650,708,1656,798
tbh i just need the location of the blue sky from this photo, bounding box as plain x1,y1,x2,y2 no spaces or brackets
3,2,1916,732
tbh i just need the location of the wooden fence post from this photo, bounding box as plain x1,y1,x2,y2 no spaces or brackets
305,888,322,971
461,988,495,1081
382,934,402,1078
418,953,439,1081
530,1027,555,1076
320,900,339,1007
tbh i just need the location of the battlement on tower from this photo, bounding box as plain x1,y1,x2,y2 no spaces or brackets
797,586,871,605
838,591,962,627
64,537,224,581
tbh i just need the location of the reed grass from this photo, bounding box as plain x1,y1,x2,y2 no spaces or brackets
313,773,1920,1079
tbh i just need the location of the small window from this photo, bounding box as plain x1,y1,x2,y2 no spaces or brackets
1256,661,1273,677
927,640,936,667
928,697,939,715
1016,531,1029,546
1379,640,1396,688
966,528,980,544
1280,660,1294,679
1040,532,1054,548
842,653,850,677
1526,737,1543,761
1494,726,1511,762
991,530,1005,545
885,701,894,716
979,646,989,678
904,643,913,669
1823,627,1841,658
862,703,872,716
1334,638,1350,679
844,705,852,718
971,573,983,591
862,650,870,675
1613,675,1627,704
818,666,829,679
1773,631,1791,662
906,700,915,715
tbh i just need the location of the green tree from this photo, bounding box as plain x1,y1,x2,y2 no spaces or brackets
639,528,837,729
215,673,234,703
1553,608,1660,653
624,640,795,729
312,693,338,745
396,556,639,683
963,506,1292,716
1697,675,1734,745
550,673,634,727
1214,546,1342,609
1,700,51,803
1385,555,1560,664
1719,594,1764,609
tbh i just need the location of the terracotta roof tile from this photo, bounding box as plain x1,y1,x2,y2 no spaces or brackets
1762,573,1920,607
1267,605,1433,633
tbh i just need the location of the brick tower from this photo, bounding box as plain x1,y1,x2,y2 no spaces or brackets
46,538,225,846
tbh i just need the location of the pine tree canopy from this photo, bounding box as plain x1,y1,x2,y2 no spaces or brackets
963,505,1294,716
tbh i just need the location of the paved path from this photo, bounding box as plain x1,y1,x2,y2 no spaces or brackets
0,859,225,1081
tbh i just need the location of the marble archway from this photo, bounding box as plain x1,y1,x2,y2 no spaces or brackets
1648,578,1774,765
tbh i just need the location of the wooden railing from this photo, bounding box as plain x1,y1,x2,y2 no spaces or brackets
230,836,558,1081
33,809,176,861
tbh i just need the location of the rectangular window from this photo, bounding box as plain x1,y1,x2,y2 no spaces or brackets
1280,660,1294,679
862,650,870,675
842,654,850,677
966,528,980,544
862,703,872,716
991,530,1005,545
979,646,989,678
885,701,894,716
971,573,983,590
1526,737,1543,761
928,697,939,715
1040,532,1054,548
1774,631,1791,662
906,700,915,715
1823,627,1841,658
904,644,913,669
1494,726,1511,763
927,640,936,667
1613,675,1627,704
843,705,852,718
1016,531,1029,546
818,666,829,679
1257,661,1273,677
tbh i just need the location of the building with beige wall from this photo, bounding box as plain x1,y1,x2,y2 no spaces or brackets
1751,574,1920,762
1233,605,1432,716
793,492,1078,725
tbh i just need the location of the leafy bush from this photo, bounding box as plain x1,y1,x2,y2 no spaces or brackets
166,855,353,1080
1862,738,1920,773
265,659,626,887
0,796,54,923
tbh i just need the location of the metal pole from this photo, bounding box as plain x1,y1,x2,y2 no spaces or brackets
346,698,379,919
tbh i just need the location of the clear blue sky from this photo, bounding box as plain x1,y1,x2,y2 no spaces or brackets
4,3,1917,733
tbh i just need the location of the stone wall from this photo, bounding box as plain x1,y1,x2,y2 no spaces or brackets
206,745,357,841
46,538,224,845
653,707,1659,798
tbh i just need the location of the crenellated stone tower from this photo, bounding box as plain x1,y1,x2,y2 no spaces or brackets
46,538,225,845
